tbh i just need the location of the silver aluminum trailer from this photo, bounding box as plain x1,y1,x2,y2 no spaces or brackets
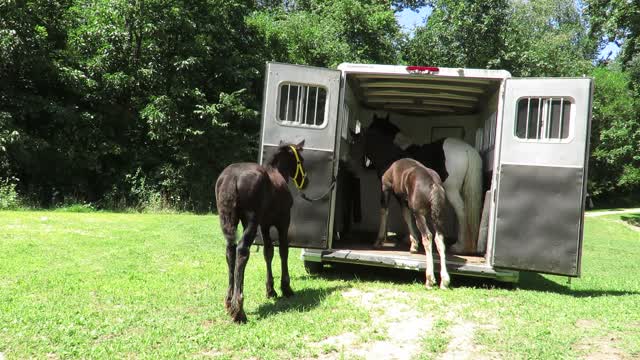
258,62,593,283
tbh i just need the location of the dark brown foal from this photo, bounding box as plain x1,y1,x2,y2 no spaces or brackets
375,158,451,289
215,140,306,323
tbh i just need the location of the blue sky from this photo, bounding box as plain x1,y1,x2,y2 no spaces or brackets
395,7,620,60
396,7,432,34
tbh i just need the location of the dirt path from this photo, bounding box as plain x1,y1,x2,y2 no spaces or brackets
313,288,497,360
316,288,433,360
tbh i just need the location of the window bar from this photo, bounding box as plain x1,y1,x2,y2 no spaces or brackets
559,98,564,139
313,87,319,126
285,84,291,122
546,98,553,139
296,85,302,123
304,86,310,125
525,98,531,139
536,97,542,139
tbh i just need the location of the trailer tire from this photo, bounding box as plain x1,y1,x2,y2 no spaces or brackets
304,260,324,275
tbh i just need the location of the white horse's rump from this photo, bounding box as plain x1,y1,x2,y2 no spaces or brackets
395,134,482,254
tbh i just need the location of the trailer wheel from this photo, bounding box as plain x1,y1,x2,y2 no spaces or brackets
304,260,324,275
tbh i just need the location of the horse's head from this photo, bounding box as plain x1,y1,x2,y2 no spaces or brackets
369,113,400,137
274,140,308,189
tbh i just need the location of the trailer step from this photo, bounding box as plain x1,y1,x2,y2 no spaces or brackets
302,248,519,283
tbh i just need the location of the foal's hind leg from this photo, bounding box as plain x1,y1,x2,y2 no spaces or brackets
225,240,236,313
433,230,450,289
230,212,259,323
277,218,294,297
220,214,239,313
401,203,421,253
261,224,278,298
415,213,436,289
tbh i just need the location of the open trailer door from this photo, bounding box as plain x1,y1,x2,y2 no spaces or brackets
259,62,341,249
493,78,593,276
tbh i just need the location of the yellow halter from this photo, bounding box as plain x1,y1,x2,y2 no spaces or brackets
289,145,307,189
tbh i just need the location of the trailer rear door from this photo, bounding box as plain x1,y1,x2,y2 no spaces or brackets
493,78,592,276
259,62,341,249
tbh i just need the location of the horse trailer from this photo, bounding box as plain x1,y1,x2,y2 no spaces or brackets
258,62,593,283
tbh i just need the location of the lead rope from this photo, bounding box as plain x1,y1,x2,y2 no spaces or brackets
289,145,336,202
300,178,336,202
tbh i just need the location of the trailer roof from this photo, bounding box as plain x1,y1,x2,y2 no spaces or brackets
338,63,509,115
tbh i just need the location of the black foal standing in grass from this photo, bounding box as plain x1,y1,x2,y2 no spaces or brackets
215,140,306,323
378,158,451,289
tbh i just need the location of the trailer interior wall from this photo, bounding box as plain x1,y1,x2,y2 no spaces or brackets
333,71,503,255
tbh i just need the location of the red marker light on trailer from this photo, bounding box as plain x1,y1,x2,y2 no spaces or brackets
406,66,439,74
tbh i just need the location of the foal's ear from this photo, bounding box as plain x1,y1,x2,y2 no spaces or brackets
295,139,305,150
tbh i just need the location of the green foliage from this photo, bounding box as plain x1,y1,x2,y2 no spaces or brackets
54,202,96,213
405,0,596,77
0,0,638,207
1,0,266,212
404,0,510,68
589,66,640,197
0,177,19,210
585,0,640,66
249,0,402,67
502,0,596,77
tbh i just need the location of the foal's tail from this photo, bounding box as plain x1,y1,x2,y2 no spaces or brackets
462,147,482,253
215,175,238,243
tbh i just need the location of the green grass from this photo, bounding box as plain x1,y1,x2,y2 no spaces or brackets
0,210,639,359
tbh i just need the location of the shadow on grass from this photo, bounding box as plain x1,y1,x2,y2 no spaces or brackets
305,263,515,290
301,263,640,296
621,214,640,228
517,272,640,297
254,285,348,319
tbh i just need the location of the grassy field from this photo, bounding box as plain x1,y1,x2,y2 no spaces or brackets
0,209,639,359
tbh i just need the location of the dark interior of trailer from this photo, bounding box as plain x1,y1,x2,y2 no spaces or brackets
331,72,503,260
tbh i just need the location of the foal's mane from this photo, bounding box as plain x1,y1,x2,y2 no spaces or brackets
268,144,294,167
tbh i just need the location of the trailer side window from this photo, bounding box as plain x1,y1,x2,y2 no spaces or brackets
278,83,327,127
515,98,571,140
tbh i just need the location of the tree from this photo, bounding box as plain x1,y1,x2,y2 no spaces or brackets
586,0,640,65
589,66,640,197
502,0,596,77
249,0,402,68
404,0,596,77
403,0,510,68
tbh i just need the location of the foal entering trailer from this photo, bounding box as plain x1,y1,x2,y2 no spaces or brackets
378,158,450,289
365,114,482,255
215,140,306,323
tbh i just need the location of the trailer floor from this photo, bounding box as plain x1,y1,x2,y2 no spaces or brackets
306,235,518,282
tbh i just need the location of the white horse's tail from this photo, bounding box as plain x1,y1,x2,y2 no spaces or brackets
463,146,483,253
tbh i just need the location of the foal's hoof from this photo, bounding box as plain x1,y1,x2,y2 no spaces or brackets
266,289,278,299
232,311,247,324
425,275,436,289
282,286,294,298
373,239,385,249
440,276,451,290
